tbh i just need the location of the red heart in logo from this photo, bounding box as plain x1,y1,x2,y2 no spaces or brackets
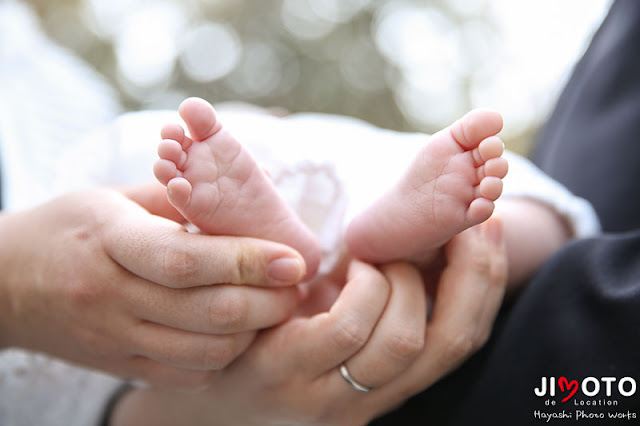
558,377,579,402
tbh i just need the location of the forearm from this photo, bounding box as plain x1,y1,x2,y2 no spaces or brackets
495,197,571,290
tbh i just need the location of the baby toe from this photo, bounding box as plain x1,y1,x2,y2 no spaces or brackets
477,177,503,201
161,123,186,142
477,136,505,162
154,159,179,186
467,198,495,225
167,177,193,210
483,157,509,179
158,140,187,168
178,97,222,142
452,109,504,150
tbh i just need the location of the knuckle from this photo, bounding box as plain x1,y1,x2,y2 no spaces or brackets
442,329,476,361
206,289,249,331
469,253,492,276
232,244,250,284
383,329,424,362
61,243,108,308
198,341,235,370
332,316,369,350
65,276,102,309
227,240,261,285
161,239,199,285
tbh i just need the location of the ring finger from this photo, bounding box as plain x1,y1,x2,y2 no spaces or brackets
330,262,426,392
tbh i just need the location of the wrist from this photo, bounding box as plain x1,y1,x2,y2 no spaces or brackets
0,211,21,348
0,205,51,350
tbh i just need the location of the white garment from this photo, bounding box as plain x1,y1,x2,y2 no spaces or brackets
0,2,600,426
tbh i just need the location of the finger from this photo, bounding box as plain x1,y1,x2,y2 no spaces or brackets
101,202,306,288
127,281,299,334
434,218,506,355
423,225,493,372
340,262,426,390
386,220,507,396
474,217,508,347
119,182,185,223
125,321,256,371
285,261,390,376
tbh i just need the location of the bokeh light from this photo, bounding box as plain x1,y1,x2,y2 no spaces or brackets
281,0,336,40
179,22,241,83
27,0,612,153
114,3,184,89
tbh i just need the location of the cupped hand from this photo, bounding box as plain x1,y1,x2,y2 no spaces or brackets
0,187,306,389
110,218,507,425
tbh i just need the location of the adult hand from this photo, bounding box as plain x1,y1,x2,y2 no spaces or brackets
0,187,306,389
110,218,507,425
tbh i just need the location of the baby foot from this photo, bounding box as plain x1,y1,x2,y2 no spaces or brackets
345,109,507,265
154,97,321,277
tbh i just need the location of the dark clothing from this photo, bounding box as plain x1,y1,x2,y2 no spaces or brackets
374,232,640,425
375,1,640,424
532,0,640,233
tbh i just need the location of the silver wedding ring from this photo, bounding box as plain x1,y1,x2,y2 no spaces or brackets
339,364,373,393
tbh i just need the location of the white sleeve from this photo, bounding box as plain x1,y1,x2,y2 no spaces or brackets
500,151,601,238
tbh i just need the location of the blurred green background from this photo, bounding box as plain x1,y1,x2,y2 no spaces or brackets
27,0,610,154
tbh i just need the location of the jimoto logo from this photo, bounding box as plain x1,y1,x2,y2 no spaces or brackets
535,376,636,402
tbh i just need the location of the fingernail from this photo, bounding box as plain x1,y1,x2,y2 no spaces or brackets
484,217,503,247
268,257,304,283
